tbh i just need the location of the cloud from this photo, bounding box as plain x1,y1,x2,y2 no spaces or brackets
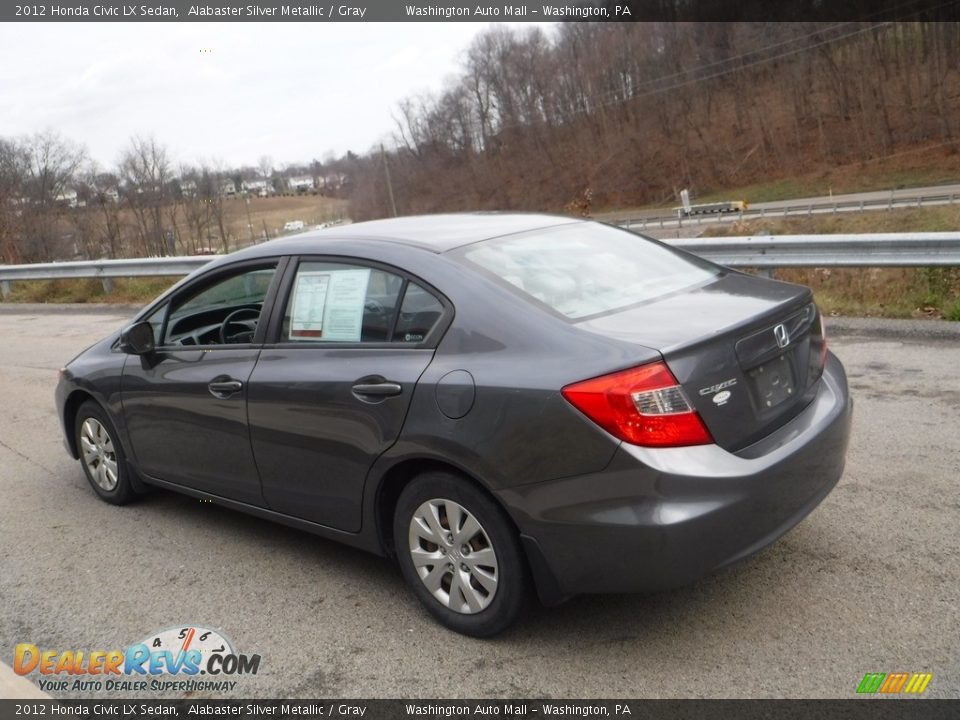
1,21,547,168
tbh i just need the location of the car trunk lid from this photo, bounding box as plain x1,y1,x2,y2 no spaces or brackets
578,272,826,451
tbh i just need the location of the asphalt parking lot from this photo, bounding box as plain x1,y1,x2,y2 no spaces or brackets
0,306,957,699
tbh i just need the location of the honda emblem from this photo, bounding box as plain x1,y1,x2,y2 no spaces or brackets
774,323,790,349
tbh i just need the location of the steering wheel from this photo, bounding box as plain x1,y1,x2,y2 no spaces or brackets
220,307,261,344
364,299,386,316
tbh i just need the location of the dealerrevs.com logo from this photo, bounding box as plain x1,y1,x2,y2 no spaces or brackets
14,625,260,694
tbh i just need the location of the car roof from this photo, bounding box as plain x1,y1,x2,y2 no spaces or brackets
251,212,584,256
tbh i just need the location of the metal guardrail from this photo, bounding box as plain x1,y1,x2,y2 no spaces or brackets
671,233,960,268
1,233,959,298
0,256,213,297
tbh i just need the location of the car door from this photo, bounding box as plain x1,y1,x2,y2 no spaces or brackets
121,260,284,504
246,258,450,532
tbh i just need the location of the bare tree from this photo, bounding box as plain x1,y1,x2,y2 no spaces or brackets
204,162,232,253
0,138,28,263
118,136,172,256
257,155,273,181
18,131,86,261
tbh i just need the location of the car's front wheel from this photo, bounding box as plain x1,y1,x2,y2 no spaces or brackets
394,471,528,637
74,400,137,505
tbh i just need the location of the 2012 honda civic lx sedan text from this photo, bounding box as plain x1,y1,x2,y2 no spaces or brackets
56,214,852,636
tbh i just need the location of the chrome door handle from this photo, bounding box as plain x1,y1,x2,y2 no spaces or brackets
208,379,243,398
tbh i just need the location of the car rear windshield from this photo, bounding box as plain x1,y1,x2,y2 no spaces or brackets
456,223,721,319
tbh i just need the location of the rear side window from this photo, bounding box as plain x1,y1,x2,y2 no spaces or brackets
456,223,719,320
282,262,446,344
283,262,403,343
393,283,443,344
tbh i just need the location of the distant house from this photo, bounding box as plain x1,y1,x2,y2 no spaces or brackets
179,180,198,197
241,179,271,196
288,176,315,192
8,196,27,216
321,173,347,191
221,180,237,196
88,185,119,203
127,182,162,196
56,190,79,208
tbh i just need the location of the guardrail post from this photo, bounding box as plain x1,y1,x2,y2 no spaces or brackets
101,277,114,294
859,200,864,213
1,280,10,299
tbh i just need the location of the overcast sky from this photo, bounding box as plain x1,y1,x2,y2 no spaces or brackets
0,22,547,171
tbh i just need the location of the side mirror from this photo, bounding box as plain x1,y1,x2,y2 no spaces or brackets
119,321,156,355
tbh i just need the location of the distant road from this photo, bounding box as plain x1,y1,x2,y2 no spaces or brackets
748,182,960,210
599,182,960,232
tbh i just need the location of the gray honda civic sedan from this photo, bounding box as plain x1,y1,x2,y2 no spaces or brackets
56,213,852,636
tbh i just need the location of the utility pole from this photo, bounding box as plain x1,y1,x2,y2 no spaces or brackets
380,143,398,217
245,196,255,244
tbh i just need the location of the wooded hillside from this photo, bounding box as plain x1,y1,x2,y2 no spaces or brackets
349,22,960,219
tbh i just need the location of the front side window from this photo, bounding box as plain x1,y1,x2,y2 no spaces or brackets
456,223,720,320
164,264,278,346
143,303,167,345
282,262,445,344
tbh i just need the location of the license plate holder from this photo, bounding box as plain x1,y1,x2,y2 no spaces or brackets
748,353,795,410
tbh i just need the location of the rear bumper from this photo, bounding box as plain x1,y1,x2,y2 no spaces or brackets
502,352,852,600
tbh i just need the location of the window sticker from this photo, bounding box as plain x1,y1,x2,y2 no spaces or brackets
322,268,371,341
289,271,330,339
289,268,371,342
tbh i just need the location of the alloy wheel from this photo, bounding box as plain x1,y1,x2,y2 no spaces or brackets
80,417,119,492
408,498,499,614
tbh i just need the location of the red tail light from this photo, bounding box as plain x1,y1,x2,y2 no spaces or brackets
561,361,713,448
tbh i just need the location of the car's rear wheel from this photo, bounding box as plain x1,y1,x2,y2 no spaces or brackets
394,471,527,637
75,401,137,505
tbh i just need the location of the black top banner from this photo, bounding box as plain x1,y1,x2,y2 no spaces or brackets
3,0,960,22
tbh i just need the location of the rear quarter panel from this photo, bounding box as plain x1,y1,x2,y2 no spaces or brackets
378,256,663,491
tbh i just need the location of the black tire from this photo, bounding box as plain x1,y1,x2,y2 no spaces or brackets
74,400,137,506
394,471,528,637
